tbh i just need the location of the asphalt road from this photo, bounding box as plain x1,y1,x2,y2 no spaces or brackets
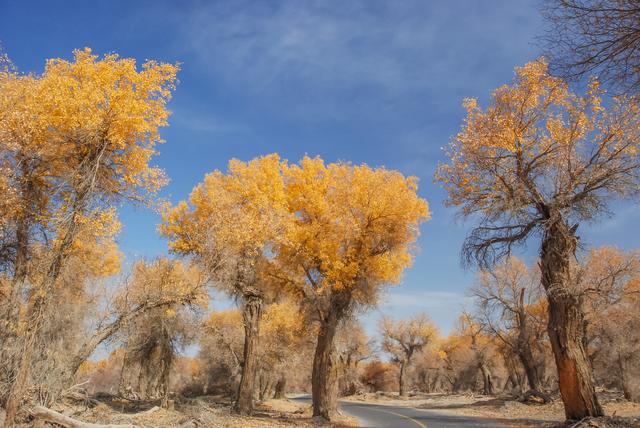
292,396,506,428
340,401,506,428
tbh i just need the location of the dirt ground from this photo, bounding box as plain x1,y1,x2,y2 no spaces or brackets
7,395,358,427
343,391,640,427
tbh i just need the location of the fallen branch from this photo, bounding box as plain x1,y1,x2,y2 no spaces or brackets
63,391,102,407
138,406,161,415
518,389,552,404
31,406,139,428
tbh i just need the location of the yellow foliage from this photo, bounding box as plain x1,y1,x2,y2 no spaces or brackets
161,153,429,310
1,48,177,200
160,154,288,297
436,57,640,225
203,309,243,333
262,300,306,345
281,156,430,306
118,258,208,310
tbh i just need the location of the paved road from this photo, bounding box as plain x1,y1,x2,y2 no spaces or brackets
340,401,506,428
292,396,505,428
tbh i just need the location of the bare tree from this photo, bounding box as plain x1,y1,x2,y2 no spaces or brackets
542,0,640,95
380,314,437,396
472,257,551,402
578,247,640,401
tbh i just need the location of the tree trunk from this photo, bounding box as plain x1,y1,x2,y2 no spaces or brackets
4,204,85,427
398,361,407,397
518,338,542,392
234,293,263,415
540,219,603,420
479,363,493,395
618,354,638,402
273,375,287,399
312,312,340,420
516,300,544,395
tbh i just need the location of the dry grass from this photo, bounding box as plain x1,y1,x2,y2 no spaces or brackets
13,395,358,427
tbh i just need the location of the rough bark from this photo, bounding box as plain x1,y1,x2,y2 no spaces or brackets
398,361,407,397
479,363,494,395
273,375,287,399
311,312,340,420
540,219,603,420
516,320,549,402
233,293,263,415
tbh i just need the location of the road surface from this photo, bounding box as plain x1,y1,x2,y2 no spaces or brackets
340,400,506,428
292,396,506,428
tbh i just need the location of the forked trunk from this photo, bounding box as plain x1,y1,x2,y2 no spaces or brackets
540,219,603,420
312,313,340,420
234,293,263,415
479,363,493,395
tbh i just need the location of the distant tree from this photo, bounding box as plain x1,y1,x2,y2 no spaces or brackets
67,258,207,384
472,257,550,401
360,360,396,393
436,59,640,419
578,247,640,401
116,259,205,404
200,310,245,395
542,0,640,95
335,320,372,396
259,300,308,400
380,314,438,396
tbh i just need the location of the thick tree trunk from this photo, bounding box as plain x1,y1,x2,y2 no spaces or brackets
273,375,287,399
398,361,407,397
516,301,544,396
540,219,603,420
518,338,542,392
504,355,524,393
234,293,263,415
312,313,340,420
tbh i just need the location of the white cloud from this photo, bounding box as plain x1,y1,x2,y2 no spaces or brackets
172,111,243,134
178,0,541,99
382,290,472,310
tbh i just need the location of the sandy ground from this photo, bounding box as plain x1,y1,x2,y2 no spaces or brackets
342,391,640,427
7,395,358,427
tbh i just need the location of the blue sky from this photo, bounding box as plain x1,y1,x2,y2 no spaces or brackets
1,0,637,337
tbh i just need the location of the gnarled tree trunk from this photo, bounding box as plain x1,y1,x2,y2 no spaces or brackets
234,293,263,415
479,362,494,395
540,219,603,420
312,312,340,420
